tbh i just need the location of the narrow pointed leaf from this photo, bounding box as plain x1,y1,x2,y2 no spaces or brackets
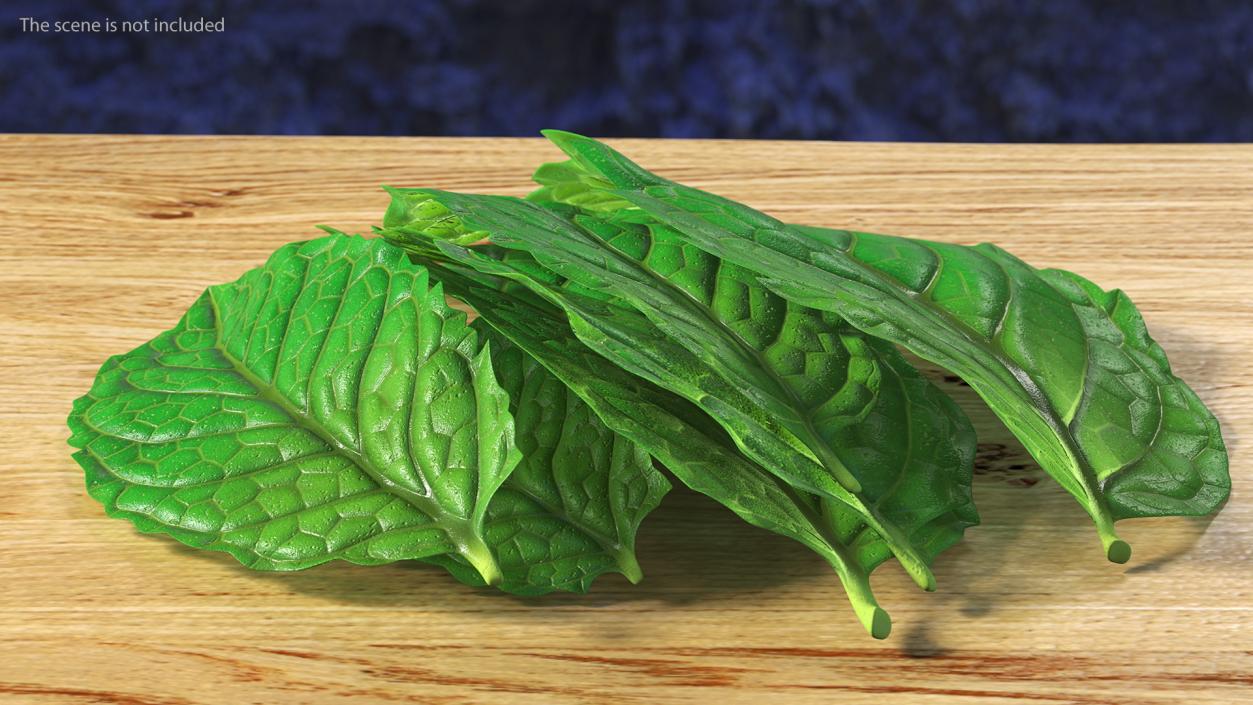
383,190,979,592
540,130,1230,562
451,329,671,593
381,231,975,638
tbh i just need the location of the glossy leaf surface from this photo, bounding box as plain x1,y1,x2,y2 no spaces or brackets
384,191,980,592
539,130,1230,562
68,233,666,593
382,226,977,638
455,330,671,593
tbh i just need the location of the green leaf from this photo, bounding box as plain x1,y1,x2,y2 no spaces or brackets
384,191,979,594
458,329,671,594
68,232,668,595
68,234,517,582
516,203,884,497
381,233,975,639
541,130,1230,563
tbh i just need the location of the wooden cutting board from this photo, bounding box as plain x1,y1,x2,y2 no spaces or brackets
1,135,1249,705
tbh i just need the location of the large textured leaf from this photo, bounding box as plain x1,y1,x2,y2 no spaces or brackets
384,191,980,592
382,237,975,639
68,234,517,581
540,130,1230,562
68,233,667,593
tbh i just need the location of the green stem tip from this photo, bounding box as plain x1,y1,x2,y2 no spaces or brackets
1105,538,1132,565
1095,515,1131,564
840,567,892,639
869,607,892,640
615,548,644,585
461,537,503,587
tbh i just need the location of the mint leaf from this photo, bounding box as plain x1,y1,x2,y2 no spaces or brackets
382,191,979,593
540,130,1230,563
69,231,667,593
69,234,518,581
68,234,517,580
461,330,671,593
381,233,973,639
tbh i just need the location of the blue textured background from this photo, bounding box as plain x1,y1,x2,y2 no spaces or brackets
3,0,1250,141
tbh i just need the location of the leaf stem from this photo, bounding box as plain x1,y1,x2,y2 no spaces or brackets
207,288,505,585
826,544,891,640
459,534,503,586
614,548,644,584
1098,523,1132,564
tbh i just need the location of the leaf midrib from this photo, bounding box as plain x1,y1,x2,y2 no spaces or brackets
523,211,865,493
606,186,1118,543
206,289,463,538
757,222,1093,490
445,265,888,617
824,229,1115,532
444,226,938,587
643,231,865,493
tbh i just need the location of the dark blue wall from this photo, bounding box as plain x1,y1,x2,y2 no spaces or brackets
3,0,1250,141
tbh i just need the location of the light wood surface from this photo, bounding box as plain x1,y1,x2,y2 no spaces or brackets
1,135,1250,704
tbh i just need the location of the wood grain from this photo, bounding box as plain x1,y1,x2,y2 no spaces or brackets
1,135,1249,704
